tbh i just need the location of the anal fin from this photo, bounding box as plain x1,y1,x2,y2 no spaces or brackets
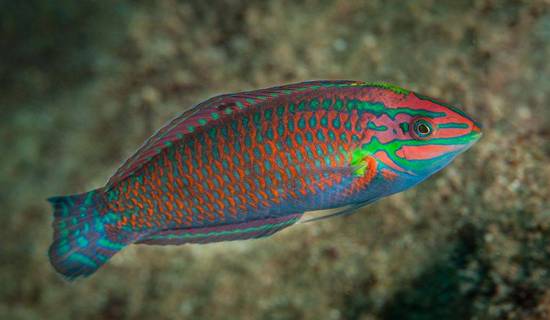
136,214,302,245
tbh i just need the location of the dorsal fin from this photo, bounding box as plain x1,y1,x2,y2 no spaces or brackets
106,80,365,187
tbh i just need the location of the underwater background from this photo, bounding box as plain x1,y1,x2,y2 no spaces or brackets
1,0,549,319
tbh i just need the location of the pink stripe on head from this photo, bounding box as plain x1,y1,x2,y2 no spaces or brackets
435,127,470,138
373,150,408,173
398,145,460,161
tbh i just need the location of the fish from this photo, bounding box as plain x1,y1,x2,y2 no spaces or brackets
47,80,482,279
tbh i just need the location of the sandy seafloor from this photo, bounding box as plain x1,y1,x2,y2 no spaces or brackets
1,1,549,319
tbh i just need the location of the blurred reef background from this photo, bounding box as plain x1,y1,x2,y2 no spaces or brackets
1,0,550,319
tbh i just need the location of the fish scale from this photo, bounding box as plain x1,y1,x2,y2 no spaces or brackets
47,80,482,279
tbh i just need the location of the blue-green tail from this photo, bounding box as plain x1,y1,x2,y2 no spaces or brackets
48,189,135,280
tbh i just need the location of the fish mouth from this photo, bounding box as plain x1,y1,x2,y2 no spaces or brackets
458,125,482,151
471,116,483,130
469,123,483,142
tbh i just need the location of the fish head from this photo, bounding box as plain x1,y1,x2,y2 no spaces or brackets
381,92,482,182
358,89,482,191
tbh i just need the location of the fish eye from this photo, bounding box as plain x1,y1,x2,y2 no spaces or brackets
417,123,430,134
412,118,433,139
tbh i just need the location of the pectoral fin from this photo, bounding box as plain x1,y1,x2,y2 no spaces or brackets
300,200,374,223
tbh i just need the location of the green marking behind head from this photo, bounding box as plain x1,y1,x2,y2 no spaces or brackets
363,82,410,95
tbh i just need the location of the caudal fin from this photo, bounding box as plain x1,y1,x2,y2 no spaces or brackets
48,189,134,280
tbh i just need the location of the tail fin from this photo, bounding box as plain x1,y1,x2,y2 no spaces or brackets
48,189,134,280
